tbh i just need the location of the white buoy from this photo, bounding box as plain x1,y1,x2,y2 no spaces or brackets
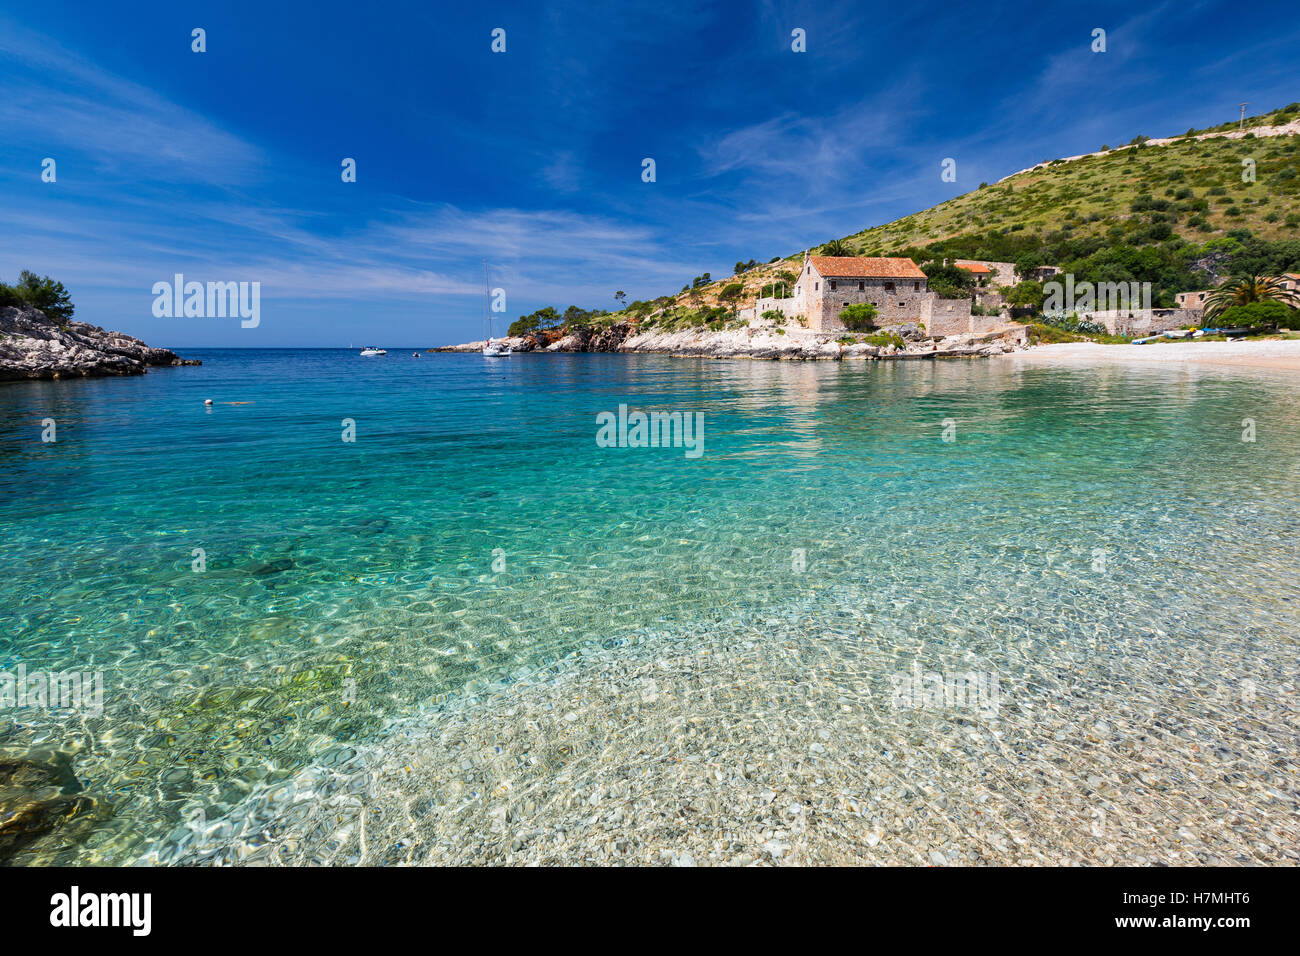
204,399,213,406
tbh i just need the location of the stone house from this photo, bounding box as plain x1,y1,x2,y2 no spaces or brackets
955,261,993,286
953,260,1016,288
789,255,930,331
1023,265,1062,284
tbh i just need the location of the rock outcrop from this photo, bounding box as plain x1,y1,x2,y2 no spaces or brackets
434,321,1028,361
0,304,199,381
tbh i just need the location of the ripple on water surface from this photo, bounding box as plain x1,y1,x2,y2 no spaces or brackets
0,352,1296,864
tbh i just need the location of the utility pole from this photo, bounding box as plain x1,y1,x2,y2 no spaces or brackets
1239,102,1248,131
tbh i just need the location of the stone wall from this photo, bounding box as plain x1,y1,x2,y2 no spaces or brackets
920,297,974,338
752,295,805,322
974,288,1006,312
1078,308,1203,335
969,310,1004,335
985,261,1017,287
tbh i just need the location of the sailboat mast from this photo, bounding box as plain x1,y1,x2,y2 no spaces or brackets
483,259,490,341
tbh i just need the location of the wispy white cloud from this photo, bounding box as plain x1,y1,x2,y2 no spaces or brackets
0,17,265,184
0,19,698,319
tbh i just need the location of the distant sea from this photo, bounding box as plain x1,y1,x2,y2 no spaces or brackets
1,349,1297,863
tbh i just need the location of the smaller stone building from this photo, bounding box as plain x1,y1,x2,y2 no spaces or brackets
1024,265,1062,283
1175,290,1210,310
953,260,1016,288
954,261,993,286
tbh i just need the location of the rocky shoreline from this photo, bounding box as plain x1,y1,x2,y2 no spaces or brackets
0,304,199,381
436,320,1027,360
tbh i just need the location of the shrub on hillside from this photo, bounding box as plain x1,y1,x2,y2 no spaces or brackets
840,303,879,331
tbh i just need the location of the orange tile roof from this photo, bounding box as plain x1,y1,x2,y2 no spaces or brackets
808,256,927,279
955,260,991,273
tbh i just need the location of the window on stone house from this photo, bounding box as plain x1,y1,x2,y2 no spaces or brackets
884,282,895,292
858,282,864,290
815,282,819,290
914,282,920,291
830,281,836,290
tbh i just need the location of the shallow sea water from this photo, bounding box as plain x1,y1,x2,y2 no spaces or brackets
1,350,1296,864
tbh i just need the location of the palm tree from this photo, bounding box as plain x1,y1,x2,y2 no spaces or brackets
821,239,854,257
1204,274,1300,320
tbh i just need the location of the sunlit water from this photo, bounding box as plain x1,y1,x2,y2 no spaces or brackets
1,350,1296,864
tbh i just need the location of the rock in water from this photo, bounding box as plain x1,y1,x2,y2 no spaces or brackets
0,304,200,381
249,557,295,577
0,750,100,864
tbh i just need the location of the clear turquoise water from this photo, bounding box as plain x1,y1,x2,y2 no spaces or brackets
1,350,1297,864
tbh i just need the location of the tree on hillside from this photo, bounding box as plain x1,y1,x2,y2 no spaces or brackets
614,290,627,306
1,271,75,323
1204,274,1300,320
821,239,853,257
507,305,563,337
922,262,976,300
1004,280,1045,312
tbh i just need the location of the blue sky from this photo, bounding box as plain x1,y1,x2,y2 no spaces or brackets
1,0,1297,347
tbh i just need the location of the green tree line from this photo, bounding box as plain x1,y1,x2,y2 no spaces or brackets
0,271,75,323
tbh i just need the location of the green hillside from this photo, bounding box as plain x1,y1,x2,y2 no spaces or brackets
848,102,1300,257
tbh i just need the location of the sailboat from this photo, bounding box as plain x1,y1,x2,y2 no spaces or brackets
481,260,511,357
